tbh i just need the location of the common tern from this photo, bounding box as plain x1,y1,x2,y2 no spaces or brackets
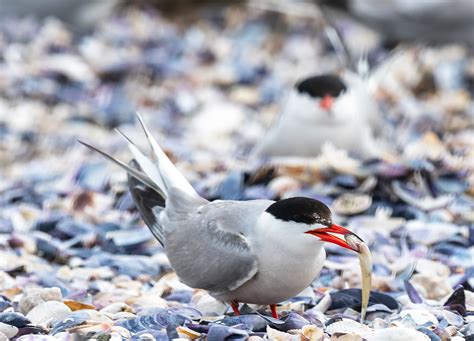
79,114,363,318
252,72,381,160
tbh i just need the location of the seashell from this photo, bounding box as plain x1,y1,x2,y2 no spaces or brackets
26,301,72,327
0,312,30,328
411,274,452,300
328,289,398,311
442,310,464,327
125,293,168,308
266,326,301,341
108,311,136,320
0,271,16,291
403,132,447,161
67,322,112,335
332,193,372,215
191,291,228,316
99,302,134,314
110,325,132,339
404,281,423,304
301,324,324,341
269,176,302,198
392,181,453,212
331,334,363,341
325,319,372,337
347,215,404,235
443,286,466,316
366,327,430,340
19,287,62,315
465,290,474,311
0,296,12,313
275,313,311,332
116,308,191,334
164,290,193,303
415,259,450,278
400,310,438,326
176,325,201,339
210,171,244,200
51,311,90,335
221,314,268,332
0,322,18,338
248,336,264,341
206,324,249,340
414,327,441,341
63,300,95,311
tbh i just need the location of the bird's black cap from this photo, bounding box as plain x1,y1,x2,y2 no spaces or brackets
296,74,347,98
266,197,332,225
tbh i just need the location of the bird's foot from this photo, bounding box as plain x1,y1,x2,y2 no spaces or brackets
230,300,240,316
269,304,278,319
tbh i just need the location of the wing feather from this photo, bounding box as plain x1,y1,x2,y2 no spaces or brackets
163,200,271,295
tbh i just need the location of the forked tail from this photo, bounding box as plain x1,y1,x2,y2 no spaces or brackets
78,112,198,244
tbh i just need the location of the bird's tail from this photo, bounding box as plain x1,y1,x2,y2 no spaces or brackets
78,113,198,244
79,112,197,200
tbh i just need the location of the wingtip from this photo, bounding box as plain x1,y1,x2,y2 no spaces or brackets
77,139,94,150
115,128,134,145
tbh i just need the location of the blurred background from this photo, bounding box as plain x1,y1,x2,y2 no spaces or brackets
0,1,473,339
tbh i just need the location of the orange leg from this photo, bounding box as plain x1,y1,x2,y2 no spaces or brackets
269,304,278,319
230,300,240,316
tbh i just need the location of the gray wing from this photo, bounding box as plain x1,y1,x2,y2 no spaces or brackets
163,198,272,295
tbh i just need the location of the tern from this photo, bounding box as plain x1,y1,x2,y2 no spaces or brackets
321,0,474,46
79,114,363,318
252,72,382,160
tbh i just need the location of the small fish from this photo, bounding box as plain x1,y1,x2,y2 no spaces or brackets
345,234,372,322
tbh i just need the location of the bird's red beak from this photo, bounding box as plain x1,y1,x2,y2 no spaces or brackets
306,224,363,252
319,94,333,111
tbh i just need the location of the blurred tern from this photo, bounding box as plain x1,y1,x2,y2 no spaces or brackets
252,72,382,160
321,0,474,46
79,113,363,318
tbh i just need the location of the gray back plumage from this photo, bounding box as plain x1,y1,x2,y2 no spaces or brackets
162,195,272,295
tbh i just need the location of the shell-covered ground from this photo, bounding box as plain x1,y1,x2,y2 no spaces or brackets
0,3,473,341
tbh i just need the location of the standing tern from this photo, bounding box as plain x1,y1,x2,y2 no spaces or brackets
252,72,382,160
79,114,363,318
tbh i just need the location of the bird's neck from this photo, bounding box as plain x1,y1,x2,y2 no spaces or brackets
253,212,324,258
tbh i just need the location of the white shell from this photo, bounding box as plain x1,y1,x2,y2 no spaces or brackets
269,176,302,197
415,259,450,278
247,336,264,341
331,334,363,341
26,301,72,326
411,274,452,300
99,302,133,314
400,309,438,326
325,319,372,337
266,326,301,341
301,325,324,341
19,287,62,314
366,327,430,341
0,322,18,339
332,193,372,215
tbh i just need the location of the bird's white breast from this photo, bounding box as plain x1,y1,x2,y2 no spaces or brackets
217,212,326,304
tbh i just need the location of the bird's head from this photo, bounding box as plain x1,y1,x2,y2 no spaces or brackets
264,197,363,252
296,74,347,113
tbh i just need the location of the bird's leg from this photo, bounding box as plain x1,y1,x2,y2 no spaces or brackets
269,304,278,319
230,300,240,316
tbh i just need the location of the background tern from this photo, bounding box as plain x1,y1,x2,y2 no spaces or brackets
79,114,363,318
252,71,382,160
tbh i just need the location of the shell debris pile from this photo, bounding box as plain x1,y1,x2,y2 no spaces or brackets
0,2,473,341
